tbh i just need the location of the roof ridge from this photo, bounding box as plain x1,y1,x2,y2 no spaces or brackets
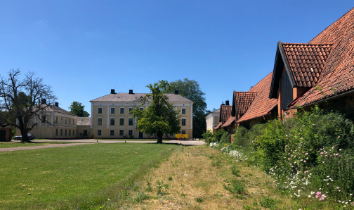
282,42,333,45
248,72,273,92
309,7,354,43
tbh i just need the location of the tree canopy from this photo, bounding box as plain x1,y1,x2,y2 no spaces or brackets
69,101,90,117
160,78,207,138
131,81,181,144
0,69,56,142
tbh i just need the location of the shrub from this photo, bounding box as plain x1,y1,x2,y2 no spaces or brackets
219,131,230,144
232,126,248,147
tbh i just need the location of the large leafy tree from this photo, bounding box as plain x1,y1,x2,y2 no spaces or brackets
131,81,181,144
0,70,56,142
69,101,90,117
161,78,207,138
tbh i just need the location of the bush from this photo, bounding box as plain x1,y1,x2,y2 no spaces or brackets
219,131,230,144
202,129,228,144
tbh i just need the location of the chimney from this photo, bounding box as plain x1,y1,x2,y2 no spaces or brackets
129,89,134,94
41,99,46,104
225,100,229,105
111,89,115,94
175,90,179,95
55,102,59,107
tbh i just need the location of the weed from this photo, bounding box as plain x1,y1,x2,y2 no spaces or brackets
212,159,222,168
195,196,204,203
133,191,149,204
260,196,276,208
145,179,152,192
231,165,241,177
156,180,166,196
223,179,246,195
133,183,140,191
168,176,173,181
181,192,186,197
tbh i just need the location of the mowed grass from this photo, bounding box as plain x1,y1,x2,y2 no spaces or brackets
0,142,72,148
0,143,177,209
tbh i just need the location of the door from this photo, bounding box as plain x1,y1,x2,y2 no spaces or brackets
0,130,5,141
139,131,143,139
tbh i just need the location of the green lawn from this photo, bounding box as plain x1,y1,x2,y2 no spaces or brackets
0,143,177,209
0,142,73,148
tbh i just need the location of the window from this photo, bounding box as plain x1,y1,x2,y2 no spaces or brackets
110,118,115,125
120,107,124,114
60,129,63,136
182,130,186,134
120,118,124,125
65,129,67,136
111,107,115,114
129,130,133,136
73,130,75,136
110,130,114,136
56,129,58,136
41,116,46,123
139,107,144,111
69,130,71,136
129,118,133,125
83,130,87,135
73,119,75,125
61,117,63,124
98,107,102,114
129,107,132,113
97,118,102,125
97,130,101,136
182,118,186,126
119,130,124,136
65,118,67,124
182,108,186,114
55,116,58,124
69,118,71,125
170,133,173,136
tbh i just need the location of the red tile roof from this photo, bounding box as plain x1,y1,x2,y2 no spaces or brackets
214,122,222,130
233,91,257,115
220,105,232,124
293,7,354,107
237,73,278,123
282,43,333,87
221,116,235,128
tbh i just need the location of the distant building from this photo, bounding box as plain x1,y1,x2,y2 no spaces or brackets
89,89,193,139
205,109,220,133
15,102,78,139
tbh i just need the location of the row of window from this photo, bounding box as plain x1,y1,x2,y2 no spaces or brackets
55,129,75,136
41,116,75,125
97,118,186,126
97,107,187,115
96,130,186,136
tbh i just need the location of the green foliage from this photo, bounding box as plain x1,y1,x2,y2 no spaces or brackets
131,81,181,143
260,197,277,209
231,165,241,177
69,101,90,117
219,131,230,144
202,129,227,144
160,78,207,138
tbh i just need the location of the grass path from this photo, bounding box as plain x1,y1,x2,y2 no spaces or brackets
123,146,348,210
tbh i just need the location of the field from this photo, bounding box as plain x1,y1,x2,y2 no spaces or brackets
0,143,177,209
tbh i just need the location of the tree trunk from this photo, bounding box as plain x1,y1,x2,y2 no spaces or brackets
20,129,30,143
157,134,163,144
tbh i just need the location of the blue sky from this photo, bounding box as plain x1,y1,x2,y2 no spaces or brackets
0,1,353,113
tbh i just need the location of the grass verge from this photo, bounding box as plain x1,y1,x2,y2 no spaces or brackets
0,142,73,148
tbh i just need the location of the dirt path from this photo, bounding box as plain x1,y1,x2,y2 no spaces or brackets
0,143,94,152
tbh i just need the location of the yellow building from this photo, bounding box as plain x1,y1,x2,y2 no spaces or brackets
15,102,78,139
77,117,92,138
90,89,193,139
205,109,220,133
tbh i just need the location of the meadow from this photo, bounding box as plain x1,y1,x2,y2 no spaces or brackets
0,143,177,209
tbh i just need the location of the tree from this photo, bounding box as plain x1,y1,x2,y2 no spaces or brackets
131,81,181,144
160,78,207,138
69,101,90,117
0,70,56,142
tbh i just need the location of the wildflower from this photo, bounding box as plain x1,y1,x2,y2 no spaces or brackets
316,192,322,199
338,136,341,138
305,153,308,155
339,149,342,151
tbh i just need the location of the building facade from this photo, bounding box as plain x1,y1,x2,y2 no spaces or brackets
205,109,220,133
90,89,193,139
15,102,78,139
